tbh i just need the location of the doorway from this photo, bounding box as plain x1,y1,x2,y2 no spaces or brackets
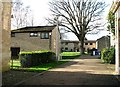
11,47,20,59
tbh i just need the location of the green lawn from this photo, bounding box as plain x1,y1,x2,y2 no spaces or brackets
61,52,81,59
10,52,81,71
10,60,21,67
10,60,68,72
61,52,80,56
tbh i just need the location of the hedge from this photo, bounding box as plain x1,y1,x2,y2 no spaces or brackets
19,50,56,68
101,47,115,64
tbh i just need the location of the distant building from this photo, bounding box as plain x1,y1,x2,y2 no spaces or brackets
84,40,96,51
11,25,61,60
61,40,96,52
61,40,80,52
96,36,110,51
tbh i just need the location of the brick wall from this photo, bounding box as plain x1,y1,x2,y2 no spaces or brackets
61,41,96,52
61,41,81,52
97,36,110,51
51,27,61,60
119,33,120,68
84,42,96,51
11,32,50,51
0,2,11,72
119,20,120,68
11,26,61,60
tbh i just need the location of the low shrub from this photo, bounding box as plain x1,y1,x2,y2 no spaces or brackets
19,50,56,68
101,47,115,64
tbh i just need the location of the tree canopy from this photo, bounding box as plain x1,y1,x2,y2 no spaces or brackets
47,0,106,54
107,11,115,35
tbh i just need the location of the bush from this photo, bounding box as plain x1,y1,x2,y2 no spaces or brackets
19,50,56,67
101,47,115,64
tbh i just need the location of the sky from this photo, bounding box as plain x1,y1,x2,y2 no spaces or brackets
21,0,113,41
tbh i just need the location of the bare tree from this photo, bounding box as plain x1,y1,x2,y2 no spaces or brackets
11,0,34,29
47,0,106,54
60,27,68,40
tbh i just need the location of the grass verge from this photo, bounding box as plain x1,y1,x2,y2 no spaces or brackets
61,52,80,59
10,60,69,72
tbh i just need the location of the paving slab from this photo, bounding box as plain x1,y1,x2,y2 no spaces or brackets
14,55,120,86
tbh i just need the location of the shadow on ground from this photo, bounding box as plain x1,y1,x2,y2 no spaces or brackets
2,55,120,87
13,70,120,86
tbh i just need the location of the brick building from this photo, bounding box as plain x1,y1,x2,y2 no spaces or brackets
96,36,110,51
61,40,96,52
110,0,120,74
0,1,12,72
11,25,61,60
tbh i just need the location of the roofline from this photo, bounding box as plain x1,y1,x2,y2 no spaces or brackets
11,25,57,33
97,36,110,41
11,30,52,33
84,40,96,42
12,25,57,30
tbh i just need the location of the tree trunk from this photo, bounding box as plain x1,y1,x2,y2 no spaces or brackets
79,33,85,55
80,38,85,55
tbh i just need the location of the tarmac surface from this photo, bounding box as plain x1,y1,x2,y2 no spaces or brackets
14,55,120,86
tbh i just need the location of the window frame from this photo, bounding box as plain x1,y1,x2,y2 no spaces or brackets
85,43,88,45
40,32,49,39
65,42,68,45
30,32,38,37
65,47,68,50
90,43,93,45
11,33,15,37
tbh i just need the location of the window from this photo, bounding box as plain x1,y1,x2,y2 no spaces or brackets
11,33,15,37
61,42,64,44
30,32,38,37
76,43,79,45
65,47,68,50
90,43,93,45
65,42,68,45
85,43,88,45
41,32,49,39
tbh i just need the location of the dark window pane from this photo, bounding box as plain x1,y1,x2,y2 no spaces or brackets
90,43,93,45
85,43,88,45
11,33,15,37
65,47,68,50
41,32,49,39
65,42,68,45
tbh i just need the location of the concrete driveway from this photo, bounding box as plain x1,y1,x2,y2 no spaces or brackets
15,55,120,86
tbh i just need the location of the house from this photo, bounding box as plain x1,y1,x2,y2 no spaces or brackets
61,40,80,52
84,40,96,51
0,1,12,72
11,25,61,60
110,0,120,74
61,40,96,52
96,36,110,51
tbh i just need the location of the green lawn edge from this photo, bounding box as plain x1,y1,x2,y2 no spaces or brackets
10,60,69,72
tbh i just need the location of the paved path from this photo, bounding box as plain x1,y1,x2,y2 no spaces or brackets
16,55,120,86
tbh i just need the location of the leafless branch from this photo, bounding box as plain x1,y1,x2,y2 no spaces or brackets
11,0,34,29
47,0,107,54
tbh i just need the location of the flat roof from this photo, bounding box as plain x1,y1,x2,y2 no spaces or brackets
11,25,57,33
